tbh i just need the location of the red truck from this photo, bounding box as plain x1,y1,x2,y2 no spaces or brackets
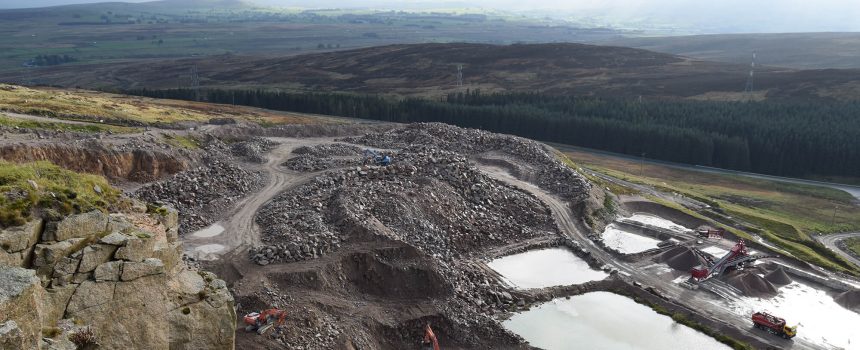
752,311,796,339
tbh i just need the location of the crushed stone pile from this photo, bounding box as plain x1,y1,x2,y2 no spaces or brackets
231,138,278,163
251,145,560,319
763,266,793,286
726,271,778,297
292,143,363,157
657,246,701,271
134,156,264,234
341,122,591,205
835,290,860,312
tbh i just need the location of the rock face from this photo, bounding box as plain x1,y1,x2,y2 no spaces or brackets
0,206,236,350
0,219,43,267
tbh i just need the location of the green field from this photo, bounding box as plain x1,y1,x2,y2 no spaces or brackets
564,148,860,274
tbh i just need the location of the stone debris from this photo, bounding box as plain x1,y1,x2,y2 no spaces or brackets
342,122,591,205
283,143,364,172
134,157,264,234
231,138,278,163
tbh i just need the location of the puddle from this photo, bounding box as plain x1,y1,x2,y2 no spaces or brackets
488,248,608,289
504,292,730,350
194,243,225,254
723,281,860,349
601,224,661,254
626,214,689,233
191,223,225,238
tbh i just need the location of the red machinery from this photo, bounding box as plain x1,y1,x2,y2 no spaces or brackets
697,228,725,239
422,323,440,350
243,308,287,335
752,311,797,339
690,240,777,282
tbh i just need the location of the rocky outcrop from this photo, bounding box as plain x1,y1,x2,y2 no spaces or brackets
0,206,236,350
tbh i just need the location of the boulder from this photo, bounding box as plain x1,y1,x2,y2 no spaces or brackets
32,238,85,276
78,244,118,273
0,321,24,350
67,275,170,350
121,258,164,281
100,232,131,246
168,271,236,350
0,251,24,268
0,219,43,253
0,267,45,350
115,236,155,262
43,211,108,242
94,261,123,282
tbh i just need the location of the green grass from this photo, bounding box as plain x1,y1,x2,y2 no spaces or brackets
0,114,138,133
162,134,200,149
0,160,120,228
563,148,860,275
844,237,860,258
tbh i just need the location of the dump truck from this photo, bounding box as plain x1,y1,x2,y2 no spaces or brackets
752,311,796,339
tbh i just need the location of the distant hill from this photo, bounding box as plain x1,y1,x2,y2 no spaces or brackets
7,42,860,101
601,33,860,70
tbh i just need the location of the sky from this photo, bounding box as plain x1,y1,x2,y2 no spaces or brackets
2,0,859,33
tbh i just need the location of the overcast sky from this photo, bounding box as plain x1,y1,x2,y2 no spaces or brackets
3,0,859,33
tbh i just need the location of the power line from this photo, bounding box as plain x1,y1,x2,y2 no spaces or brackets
744,51,756,98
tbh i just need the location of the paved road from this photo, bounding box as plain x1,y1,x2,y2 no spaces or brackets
816,231,860,268
549,142,860,202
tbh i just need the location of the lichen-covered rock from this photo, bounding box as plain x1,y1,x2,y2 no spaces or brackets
0,267,45,350
0,219,43,254
78,244,118,273
94,261,123,282
167,270,236,350
42,210,108,242
121,258,164,281
115,236,154,262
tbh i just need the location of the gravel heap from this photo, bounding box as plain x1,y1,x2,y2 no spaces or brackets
726,270,778,297
251,145,559,317
656,246,701,271
292,143,363,157
254,146,556,265
134,156,264,234
342,122,591,205
284,143,365,172
231,138,278,163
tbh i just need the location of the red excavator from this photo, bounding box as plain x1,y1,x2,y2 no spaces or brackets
422,323,440,350
243,308,287,335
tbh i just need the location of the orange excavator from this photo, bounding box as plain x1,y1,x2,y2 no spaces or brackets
243,308,287,335
422,323,440,350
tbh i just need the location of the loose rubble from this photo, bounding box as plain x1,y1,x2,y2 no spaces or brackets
231,138,278,163
134,157,264,234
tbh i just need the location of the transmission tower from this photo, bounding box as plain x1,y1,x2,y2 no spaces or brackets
743,51,756,97
456,64,463,87
189,65,200,101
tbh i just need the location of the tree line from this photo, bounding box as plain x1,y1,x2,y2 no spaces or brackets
126,88,860,179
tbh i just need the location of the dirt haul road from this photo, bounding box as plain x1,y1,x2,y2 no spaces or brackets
816,232,860,269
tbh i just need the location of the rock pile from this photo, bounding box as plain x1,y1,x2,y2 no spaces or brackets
283,143,364,172
292,143,363,157
726,270,778,297
231,138,278,163
0,206,236,350
835,290,860,312
656,246,701,271
134,157,264,234
763,266,793,286
254,146,556,265
342,122,591,205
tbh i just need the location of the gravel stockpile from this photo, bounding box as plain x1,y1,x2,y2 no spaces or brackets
251,146,559,317
231,138,278,163
726,271,778,297
292,143,362,157
835,290,860,312
342,123,591,205
134,156,264,234
657,246,701,271
763,266,793,286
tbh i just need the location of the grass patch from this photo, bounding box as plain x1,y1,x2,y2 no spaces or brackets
0,160,119,228
0,114,137,133
162,134,200,149
0,84,324,127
